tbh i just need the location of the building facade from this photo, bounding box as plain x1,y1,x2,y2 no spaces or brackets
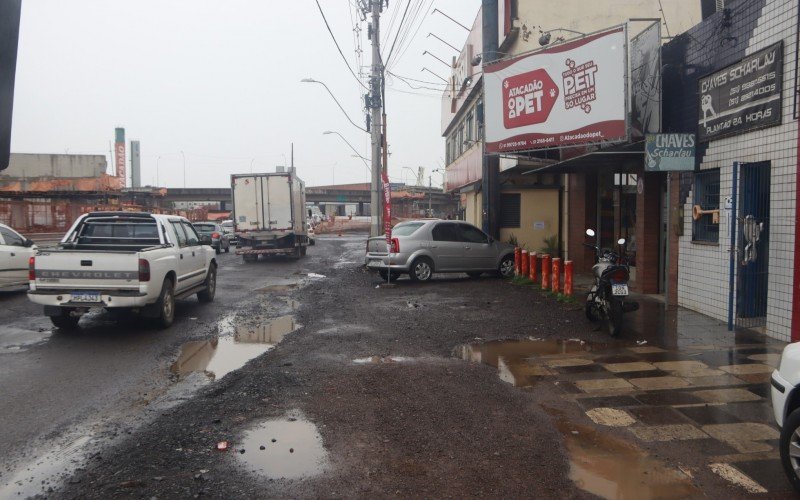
663,0,799,341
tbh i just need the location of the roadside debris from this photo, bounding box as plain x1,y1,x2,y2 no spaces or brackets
216,441,229,452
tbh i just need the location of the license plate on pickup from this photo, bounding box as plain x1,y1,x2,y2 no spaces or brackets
71,291,101,303
612,284,629,296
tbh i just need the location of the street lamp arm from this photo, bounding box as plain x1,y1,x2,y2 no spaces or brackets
302,79,367,132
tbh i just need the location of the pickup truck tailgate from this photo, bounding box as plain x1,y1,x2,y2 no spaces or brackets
33,251,140,290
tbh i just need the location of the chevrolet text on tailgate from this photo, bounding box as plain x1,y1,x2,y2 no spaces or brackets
27,212,218,330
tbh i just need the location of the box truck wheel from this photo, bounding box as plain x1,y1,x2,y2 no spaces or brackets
243,254,257,263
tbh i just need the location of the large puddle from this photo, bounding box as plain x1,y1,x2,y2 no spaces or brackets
236,413,328,480
171,316,298,381
548,409,698,499
455,339,603,387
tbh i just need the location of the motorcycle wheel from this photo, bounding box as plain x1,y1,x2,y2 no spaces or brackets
585,296,600,322
604,298,624,337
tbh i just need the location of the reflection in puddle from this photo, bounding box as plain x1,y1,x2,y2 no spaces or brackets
352,356,415,364
455,339,602,387
547,409,698,499
171,316,298,381
237,414,328,480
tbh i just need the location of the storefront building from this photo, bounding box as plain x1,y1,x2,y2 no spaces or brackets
662,0,798,341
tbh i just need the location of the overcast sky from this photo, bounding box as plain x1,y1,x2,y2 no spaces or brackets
10,0,480,188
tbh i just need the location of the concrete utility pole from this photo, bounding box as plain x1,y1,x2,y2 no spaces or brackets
428,175,432,216
368,0,383,237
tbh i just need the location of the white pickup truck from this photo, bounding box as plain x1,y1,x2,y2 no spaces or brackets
27,212,217,329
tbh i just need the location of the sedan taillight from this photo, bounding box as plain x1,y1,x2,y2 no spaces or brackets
138,259,150,282
29,256,35,281
391,238,400,253
212,232,220,239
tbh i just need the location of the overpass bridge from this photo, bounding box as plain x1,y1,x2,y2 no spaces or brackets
162,184,457,217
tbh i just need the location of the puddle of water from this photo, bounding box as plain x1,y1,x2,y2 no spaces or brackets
455,339,603,387
0,323,53,352
547,411,698,499
352,356,415,364
236,414,328,480
256,283,298,293
171,316,297,381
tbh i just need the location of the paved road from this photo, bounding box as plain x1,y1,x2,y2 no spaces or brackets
0,241,337,496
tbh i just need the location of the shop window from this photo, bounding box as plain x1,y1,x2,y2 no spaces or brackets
500,193,521,228
693,169,720,243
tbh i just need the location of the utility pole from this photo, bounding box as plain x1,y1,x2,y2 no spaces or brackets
367,0,383,237
428,175,432,216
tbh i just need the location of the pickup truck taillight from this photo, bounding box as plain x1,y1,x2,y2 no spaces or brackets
391,238,400,253
28,256,35,281
138,259,150,282
212,232,220,239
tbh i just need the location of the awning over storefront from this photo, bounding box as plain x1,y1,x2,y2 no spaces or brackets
520,140,645,175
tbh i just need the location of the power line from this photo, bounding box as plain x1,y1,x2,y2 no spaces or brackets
385,0,413,65
387,70,449,87
315,0,368,90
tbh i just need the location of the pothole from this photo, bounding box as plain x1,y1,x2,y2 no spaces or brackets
454,338,606,388
255,284,298,293
235,412,328,480
546,408,698,499
171,316,298,381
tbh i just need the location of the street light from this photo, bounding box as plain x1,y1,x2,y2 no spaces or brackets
322,131,370,174
301,78,367,132
401,166,418,186
180,150,186,188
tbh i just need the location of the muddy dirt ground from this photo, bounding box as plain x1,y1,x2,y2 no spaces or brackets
36,234,793,498
39,234,591,499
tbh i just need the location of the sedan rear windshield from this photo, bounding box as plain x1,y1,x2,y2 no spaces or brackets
194,224,217,234
392,222,424,236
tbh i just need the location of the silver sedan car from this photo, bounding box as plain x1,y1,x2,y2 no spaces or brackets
365,220,515,282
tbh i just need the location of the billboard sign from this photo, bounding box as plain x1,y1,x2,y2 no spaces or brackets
114,127,126,187
697,41,783,142
630,21,661,137
645,134,695,171
484,25,627,153
381,171,392,247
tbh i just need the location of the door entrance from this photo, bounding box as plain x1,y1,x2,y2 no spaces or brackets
736,162,770,329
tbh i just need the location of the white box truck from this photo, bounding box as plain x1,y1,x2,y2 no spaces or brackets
231,169,308,262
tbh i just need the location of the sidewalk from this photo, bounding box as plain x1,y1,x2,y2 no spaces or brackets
461,287,791,496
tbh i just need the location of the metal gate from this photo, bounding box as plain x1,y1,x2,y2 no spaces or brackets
735,162,770,330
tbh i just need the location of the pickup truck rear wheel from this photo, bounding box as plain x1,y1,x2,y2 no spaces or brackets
155,278,175,329
197,264,217,303
50,309,80,330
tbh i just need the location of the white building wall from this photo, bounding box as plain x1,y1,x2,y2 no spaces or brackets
678,0,797,341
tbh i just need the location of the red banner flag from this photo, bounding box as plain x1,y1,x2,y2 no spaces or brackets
381,171,392,247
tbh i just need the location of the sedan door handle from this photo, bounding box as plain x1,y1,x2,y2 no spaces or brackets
192,251,196,257
464,246,471,250
10,252,14,257
180,254,184,260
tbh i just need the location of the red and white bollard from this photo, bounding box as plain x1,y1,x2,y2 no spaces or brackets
514,247,521,275
521,250,529,277
552,258,562,294
529,252,537,281
541,254,551,290
564,260,574,297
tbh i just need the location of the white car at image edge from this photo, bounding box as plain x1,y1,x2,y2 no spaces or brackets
0,222,37,290
771,342,800,491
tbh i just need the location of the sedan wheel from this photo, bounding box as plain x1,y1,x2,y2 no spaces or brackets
409,258,433,282
498,255,515,278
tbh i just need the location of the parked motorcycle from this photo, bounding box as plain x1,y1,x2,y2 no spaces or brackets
584,229,639,336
